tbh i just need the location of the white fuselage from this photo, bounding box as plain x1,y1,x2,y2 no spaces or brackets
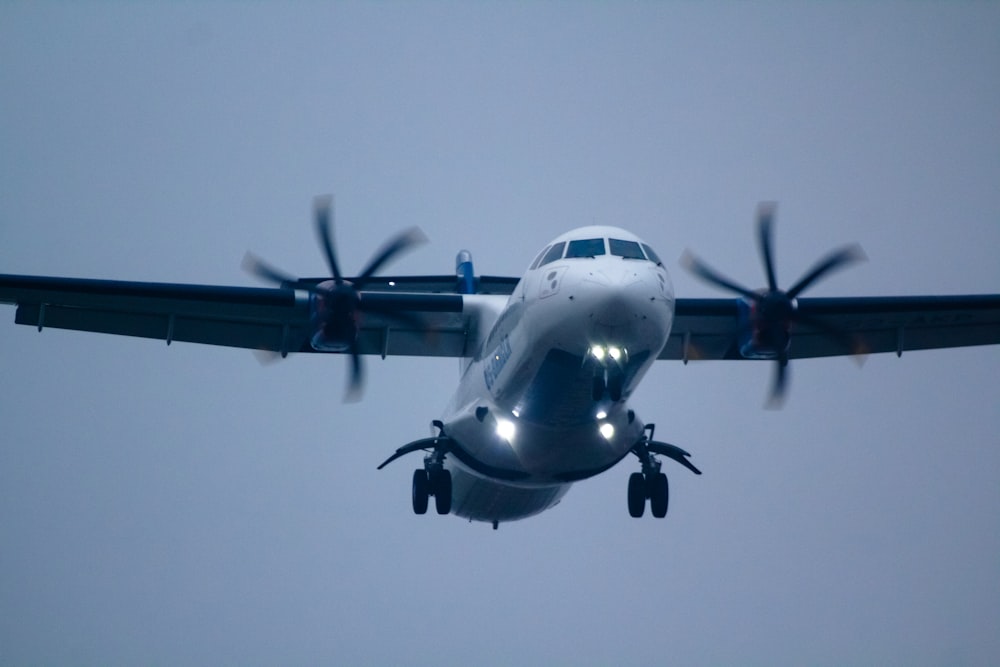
438,226,675,524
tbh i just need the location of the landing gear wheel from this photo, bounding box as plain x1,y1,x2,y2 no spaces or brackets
648,472,669,518
411,469,429,515
431,469,452,515
627,472,646,518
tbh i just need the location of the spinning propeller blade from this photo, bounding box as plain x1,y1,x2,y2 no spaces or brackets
757,202,779,293
682,202,866,407
241,252,299,288
244,193,427,401
786,244,867,300
314,195,344,284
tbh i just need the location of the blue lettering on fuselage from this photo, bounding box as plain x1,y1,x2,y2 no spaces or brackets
483,335,512,392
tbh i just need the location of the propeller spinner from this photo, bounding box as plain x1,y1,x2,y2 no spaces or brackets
243,195,426,401
681,202,866,407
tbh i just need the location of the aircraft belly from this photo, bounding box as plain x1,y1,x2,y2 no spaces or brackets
447,460,570,524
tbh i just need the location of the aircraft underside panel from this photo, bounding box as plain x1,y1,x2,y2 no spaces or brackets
447,461,570,524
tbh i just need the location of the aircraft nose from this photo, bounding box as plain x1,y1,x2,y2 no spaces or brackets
573,264,670,334
581,268,650,319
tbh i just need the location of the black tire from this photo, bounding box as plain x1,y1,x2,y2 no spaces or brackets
433,469,452,515
627,472,646,518
412,469,429,515
648,472,669,518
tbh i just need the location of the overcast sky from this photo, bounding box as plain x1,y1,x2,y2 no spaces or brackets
1,3,999,665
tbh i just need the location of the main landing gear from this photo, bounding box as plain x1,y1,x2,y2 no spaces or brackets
377,420,454,517
412,465,452,515
627,424,702,519
627,459,669,518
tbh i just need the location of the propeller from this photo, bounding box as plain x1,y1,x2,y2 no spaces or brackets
681,202,867,407
243,195,426,401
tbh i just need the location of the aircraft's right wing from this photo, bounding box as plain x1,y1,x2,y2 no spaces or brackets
661,295,1000,361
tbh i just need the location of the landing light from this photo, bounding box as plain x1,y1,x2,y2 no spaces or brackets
591,344,625,363
496,418,516,441
595,410,608,420
599,423,615,440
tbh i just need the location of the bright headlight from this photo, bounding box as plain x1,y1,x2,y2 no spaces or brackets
599,422,615,440
496,418,516,441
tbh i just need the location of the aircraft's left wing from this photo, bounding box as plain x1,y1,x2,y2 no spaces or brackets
662,295,1000,361
0,274,494,358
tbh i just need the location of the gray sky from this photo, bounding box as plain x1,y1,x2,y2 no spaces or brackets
1,3,999,665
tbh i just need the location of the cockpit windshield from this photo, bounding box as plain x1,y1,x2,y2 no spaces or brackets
532,236,664,268
609,238,645,259
565,238,606,258
641,243,662,265
537,242,566,267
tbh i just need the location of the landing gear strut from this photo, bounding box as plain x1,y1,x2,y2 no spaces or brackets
591,368,624,402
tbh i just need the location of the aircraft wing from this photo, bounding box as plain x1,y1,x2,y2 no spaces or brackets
0,274,515,358
4,273,998,362
663,295,1000,361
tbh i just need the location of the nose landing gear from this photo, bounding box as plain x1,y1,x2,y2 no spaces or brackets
591,368,624,402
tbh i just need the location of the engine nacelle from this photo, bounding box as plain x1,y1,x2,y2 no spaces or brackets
308,280,360,352
736,298,791,360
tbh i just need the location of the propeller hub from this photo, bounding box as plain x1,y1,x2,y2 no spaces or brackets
311,281,361,349
748,294,792,355
758,291,795,321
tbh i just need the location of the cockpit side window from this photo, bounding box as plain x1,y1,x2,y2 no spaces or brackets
565,238,606,258
609,238,645,260
529,246,550,270
641,243,663,266
539,241,566,267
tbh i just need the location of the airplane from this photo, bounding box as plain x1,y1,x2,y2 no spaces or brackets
2,198,999,529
